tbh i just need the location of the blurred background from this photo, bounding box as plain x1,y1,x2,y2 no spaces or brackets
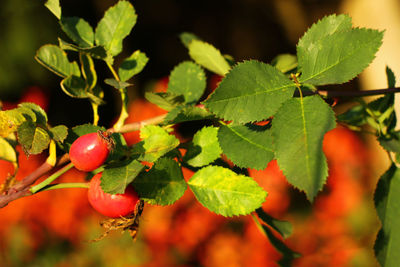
1,0,400,266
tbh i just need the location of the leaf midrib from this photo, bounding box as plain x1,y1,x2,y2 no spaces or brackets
299,97,312,187
191,42,229,75
188,182,262,197
226,125,273,153
207,83,294,104
300,32,378,83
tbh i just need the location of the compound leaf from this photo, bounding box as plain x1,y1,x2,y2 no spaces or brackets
204,60,296,123
133,157,187,205
218,123,274,170
272,95,336,201
188,165,267,217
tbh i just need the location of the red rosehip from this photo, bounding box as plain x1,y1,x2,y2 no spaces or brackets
88,172,140,218
69,131,111,172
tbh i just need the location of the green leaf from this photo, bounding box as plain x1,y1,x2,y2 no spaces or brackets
252,214,300,267
184,126,222,167
272,95,336,201
163,105,214,124
255,208,293,238
386,66,396,88
188,165,267,217
107,132,129,162
45,0,61,19
0,109,26,137
80,53,97,91
18,103,48,126
137,125,180,162
104,78,132,90
188,40,230,76
17,121,50,155
298,28,383,85
271,54,298,73
35,45,80,78
95,0,137,57
60,75,88,98
367,92,396,134
58,38,108,60
167,61,206,104
0,137,17,166
60,16,94,47
49,125,68,143
101,159,144,194
218,123,274,170
204,60,296,123
378,132,400,154
297,14,352,68
133,157,187,205
374,164,400,266
179,32,201,48
337,104,367,127
30,128,51,155
144,92,185,111
118,50,149,82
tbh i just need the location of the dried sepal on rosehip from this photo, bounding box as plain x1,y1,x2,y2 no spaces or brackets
69,131,114,172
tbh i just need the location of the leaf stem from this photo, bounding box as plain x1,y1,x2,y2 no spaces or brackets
30,162,74,194
113,88,129,131
251,213,268,238
106,61,120,82
37,182,89,192
91,101,100,126
106,61,130,131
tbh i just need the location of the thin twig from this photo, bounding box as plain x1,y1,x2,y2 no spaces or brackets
313,87,400,97
109,113,167,134
3,86,398,208
0,188,32,208
0,114,165,208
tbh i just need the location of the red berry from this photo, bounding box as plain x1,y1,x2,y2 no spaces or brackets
69,132,111,172
88,172,140,218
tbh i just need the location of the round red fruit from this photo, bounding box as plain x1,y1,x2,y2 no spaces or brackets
69,131,111,172
88,172,140,218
